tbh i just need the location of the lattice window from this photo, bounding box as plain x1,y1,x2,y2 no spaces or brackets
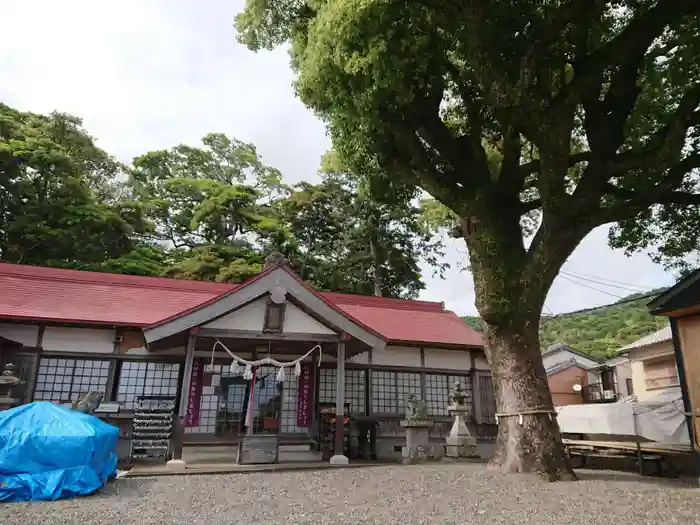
318,368,366,415
425,373,473,416
370,370,420,414
34,357,110,404
116,361,180,410
396,372,421,411
425,374,449,416
477,372,496,424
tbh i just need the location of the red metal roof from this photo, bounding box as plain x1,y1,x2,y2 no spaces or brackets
0,262,482,347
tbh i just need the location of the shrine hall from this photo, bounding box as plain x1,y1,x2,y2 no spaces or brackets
0,253,496,467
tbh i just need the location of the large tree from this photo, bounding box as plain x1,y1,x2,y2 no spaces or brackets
0,104,147,269
276,153,446,298
236,1,700,479
128,133,286,282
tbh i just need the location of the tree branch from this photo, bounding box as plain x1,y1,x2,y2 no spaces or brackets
518,152,591,177
552,0,700,109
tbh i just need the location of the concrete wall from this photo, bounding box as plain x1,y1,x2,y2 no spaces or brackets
613,360,633,397
629,340,677,401
548,365,587,406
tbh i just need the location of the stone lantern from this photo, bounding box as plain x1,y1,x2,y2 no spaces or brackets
444,381,479,460
0,362,21,411
400,394,444,464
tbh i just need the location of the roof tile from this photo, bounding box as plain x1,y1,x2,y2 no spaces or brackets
0,263,482,347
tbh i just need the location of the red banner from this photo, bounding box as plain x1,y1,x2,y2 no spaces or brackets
296,363,313,428
185,359,204,427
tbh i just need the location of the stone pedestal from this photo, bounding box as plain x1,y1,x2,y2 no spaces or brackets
165,459,187,471
400,420,444,464
444,382,480,461
330,454,349,466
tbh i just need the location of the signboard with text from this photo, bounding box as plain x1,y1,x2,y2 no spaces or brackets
185,359,204,427
296,363,313,428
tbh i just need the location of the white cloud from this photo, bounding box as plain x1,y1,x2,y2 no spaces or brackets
0,0,677,316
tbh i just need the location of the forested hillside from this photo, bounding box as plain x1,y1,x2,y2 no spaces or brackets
463,291,669,361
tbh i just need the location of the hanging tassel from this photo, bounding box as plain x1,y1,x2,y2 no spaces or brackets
294,360,301,377
276,366,286,383
243,364,253,380
229,360,241,376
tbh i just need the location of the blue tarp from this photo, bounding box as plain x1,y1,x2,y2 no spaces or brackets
0,402,119,502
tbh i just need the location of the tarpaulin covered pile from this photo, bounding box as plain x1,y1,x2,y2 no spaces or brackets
0,402,119,502
556,387,689,445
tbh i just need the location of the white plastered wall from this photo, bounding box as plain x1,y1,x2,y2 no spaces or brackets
423,348,472,370
0,323,39,346
202,298,337,336
42,326,115,353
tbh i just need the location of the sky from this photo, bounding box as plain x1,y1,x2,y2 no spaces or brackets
0,0,680,316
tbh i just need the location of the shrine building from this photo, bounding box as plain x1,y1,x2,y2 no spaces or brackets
0,254,495,467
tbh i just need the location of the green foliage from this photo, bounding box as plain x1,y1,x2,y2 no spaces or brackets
235,1,700,325
0,103,444,297
274,157,447,297
463,291,669,361
0,104,149,270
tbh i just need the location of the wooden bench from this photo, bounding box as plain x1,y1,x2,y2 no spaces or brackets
563,439,691,477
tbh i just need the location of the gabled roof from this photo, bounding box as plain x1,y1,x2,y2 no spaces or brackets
143,263,387,349
648,268,700,316
545,359,589,376
0,262,483,347
542,342,601,365
619,326,672,352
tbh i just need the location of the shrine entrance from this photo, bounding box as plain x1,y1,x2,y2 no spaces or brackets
142,257,386,468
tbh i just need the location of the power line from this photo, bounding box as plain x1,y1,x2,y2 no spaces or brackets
559,274,626,299
560,270,650,291
560,270,650,293
542,290,663,321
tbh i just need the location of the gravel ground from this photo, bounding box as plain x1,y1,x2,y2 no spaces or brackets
1,464,699,525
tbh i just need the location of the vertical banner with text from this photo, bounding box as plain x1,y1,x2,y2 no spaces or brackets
185,359,204,427
296,363,313,428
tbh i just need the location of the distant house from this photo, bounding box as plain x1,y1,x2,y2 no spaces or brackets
542,343,616,406
617,326,677,402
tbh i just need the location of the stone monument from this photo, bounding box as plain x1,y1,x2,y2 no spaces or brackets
444,381,479,461
0,362,21,411
400,394,444,464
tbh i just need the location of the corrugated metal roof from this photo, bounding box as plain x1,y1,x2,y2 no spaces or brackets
619,326,672,352
0,262,483,347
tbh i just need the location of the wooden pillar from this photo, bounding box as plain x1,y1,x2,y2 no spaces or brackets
332,340,348,463
670,317,700,485
171,332,196,464
471,351,482,424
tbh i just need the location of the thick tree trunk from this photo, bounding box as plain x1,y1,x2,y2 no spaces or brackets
484,317,576,481
461,198,584,481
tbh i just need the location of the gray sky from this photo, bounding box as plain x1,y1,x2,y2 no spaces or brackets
0,0,678,316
